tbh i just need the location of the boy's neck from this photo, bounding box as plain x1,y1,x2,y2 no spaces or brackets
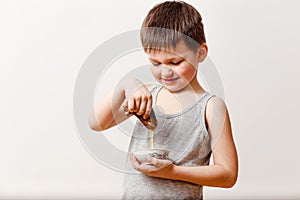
157,77,206,115
171,77,205,98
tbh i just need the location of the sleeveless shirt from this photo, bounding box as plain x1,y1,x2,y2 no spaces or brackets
122,85,216,200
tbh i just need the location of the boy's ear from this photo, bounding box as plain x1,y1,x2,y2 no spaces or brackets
197,43,208,63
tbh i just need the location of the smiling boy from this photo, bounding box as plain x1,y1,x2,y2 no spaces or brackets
89,1,238,199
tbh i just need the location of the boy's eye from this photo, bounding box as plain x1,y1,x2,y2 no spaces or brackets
171,61,183,65
152,62,161,66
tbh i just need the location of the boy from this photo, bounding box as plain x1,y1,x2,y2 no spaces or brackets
89,1,238,199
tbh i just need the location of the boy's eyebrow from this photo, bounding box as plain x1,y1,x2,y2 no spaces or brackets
148,58,160,63
148,56,183,63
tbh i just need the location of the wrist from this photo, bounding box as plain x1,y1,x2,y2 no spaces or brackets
120,77,143,97
161,163,178,180
169,163,179,179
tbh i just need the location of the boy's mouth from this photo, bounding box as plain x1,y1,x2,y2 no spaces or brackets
161,77,179,84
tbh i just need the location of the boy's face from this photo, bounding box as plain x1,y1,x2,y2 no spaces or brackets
148,40,202,92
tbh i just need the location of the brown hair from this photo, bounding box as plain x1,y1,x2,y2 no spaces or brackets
141,1,206,52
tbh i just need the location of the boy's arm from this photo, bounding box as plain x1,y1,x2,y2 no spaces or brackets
88,89,126,131
88,74,129,131
89,77,153,131
132,96,238,188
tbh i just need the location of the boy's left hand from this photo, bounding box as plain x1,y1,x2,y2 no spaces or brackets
130,153,173,178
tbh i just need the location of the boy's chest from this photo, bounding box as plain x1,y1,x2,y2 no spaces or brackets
155,88,198,115
156,93,180,115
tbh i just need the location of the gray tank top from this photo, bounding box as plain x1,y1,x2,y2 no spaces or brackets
122,85,215,200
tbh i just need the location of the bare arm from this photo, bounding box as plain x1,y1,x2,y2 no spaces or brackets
131,96,238,188
88,77,153,131
88,90,126,131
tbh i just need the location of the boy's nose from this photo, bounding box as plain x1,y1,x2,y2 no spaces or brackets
161,65,173,76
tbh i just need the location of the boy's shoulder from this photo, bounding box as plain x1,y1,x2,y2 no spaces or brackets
204,95,228,140
205,95,227,118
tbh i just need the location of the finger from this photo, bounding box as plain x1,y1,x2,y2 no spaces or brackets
134,97,141,113
148,157,159,166
131,159,155,173
146,164,158,172
137,96,147,116
130,153,140,170
139,163,156,172
128,98,135,112
123,100,129,115
144,97,152,119
149,157,172,169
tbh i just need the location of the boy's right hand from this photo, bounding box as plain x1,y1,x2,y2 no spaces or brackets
123,78,152,120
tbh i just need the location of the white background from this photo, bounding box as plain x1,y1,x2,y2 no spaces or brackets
1,0,300,199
